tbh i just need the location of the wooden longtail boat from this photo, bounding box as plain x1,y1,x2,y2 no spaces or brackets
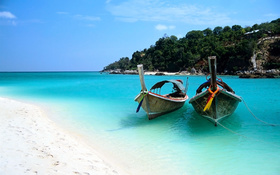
135,64,189,120
189,56,242,126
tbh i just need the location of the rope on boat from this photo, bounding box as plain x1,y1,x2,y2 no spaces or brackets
241,97,280,126
217,121,280,148
192,97,280,147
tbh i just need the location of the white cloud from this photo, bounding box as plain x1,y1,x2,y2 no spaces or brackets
264,13,280,19
155,24,175,31
0,11,16,19
74,14,101,21
0,11,17,26
106,0,232,25
169,25,175,30
57,12,69,15
155,24,167,30
87,24,96,28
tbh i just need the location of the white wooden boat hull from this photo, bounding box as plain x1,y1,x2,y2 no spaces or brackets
135,92,188,119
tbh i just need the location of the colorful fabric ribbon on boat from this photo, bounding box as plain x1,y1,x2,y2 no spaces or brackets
203,86,220,111
136,92,148,113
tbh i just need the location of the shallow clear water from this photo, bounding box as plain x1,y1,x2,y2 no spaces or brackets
0,72,280,175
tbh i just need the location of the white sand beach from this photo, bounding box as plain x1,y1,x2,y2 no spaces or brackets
0,97,126,175
144,71,178,75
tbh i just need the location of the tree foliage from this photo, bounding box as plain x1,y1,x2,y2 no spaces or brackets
103,18,280,73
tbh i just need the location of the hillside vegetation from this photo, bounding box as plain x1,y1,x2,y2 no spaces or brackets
103,18,280,74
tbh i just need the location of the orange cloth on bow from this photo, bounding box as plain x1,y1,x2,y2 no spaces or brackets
203,86,220,111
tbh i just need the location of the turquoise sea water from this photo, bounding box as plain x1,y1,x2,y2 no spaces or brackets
0,72,280,175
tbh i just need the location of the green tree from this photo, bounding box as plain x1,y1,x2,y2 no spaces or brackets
213,26,223,35
203,28,213,36
103,18,280,73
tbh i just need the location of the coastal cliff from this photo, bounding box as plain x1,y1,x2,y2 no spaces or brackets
238,36,280,78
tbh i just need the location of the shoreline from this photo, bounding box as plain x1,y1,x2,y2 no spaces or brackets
0,97,127,175
104,69,280,78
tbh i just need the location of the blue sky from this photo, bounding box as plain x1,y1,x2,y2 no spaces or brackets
0,0,279,71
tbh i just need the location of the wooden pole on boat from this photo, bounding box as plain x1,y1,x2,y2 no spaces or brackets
208,56,217,125
208,56,217,91
137,64,147,91
137,64,151,118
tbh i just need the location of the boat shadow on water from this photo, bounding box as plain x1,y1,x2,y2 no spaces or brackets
107,106,189,132
108,104,243,136
181,109,243,136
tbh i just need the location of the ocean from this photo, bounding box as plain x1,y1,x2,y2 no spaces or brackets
0,72,279,175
